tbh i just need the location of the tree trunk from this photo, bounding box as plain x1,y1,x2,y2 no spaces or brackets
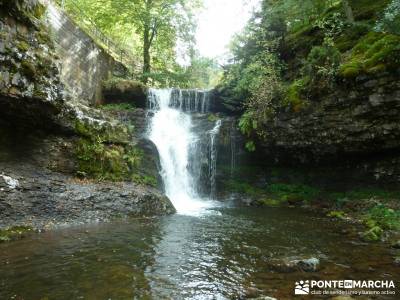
142,0,152,84
342,0,354,23
142,26,151,84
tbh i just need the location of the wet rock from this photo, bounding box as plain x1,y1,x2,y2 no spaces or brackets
215,70,400,185
394,257,400,266
391,240,400,249
296,257,320,272
267,257,320,273
0,160,175,231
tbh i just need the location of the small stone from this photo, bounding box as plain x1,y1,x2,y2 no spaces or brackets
394,257,400,266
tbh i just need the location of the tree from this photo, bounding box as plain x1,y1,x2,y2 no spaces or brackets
112,0,199,83
64,0,200,84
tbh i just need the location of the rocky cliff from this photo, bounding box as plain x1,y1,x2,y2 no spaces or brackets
257,71,400,184
0,0,174,231
211,2,400,186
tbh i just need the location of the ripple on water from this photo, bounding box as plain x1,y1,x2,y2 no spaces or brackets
0,207,399,299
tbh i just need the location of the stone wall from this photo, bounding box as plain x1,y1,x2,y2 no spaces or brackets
43,1,125,105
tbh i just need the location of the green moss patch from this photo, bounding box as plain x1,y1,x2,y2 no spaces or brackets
99,103,135,111
75,120,130,145
339,32,400,78
0,226,33,242
284,78,309,111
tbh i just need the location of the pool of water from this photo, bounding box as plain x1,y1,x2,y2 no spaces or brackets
0,206,398,299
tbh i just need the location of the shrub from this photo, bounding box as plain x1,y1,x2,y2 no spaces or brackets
375,0,400,35
302,44,341,87
284,77,310,111
367,204,400,230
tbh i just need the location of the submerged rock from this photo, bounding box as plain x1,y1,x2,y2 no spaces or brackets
267,257,320,273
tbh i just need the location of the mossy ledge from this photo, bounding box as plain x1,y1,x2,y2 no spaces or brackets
0,226,33,243
74,119,157,187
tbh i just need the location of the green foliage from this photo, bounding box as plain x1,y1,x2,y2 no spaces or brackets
102,78,145,92
362,225,383,241
207,114,219,122
224,180,264,198
266,183,320,203
131,174,157,187
339,32,400,77
302,44,341,87
76,137,143,181
100,103,135,111
239,112,258,152
335,22,371,51
285,77,309,110
239,112,257,137
73,120,158,185
0,226,33,242
61,0,202,86
375,0,400,34
245,141,256,152
327,210,347,219
367,204,400,230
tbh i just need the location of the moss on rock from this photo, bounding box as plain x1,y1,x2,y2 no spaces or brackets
339,32,400,78
0,226,33,242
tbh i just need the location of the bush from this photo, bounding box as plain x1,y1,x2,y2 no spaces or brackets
367,204,400,230
375,0,400,35
302,44,341,87
284,77,310,111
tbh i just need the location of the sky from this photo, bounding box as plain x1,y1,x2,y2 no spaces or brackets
196,0,260,60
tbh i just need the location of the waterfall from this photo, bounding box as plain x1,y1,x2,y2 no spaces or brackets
147,88,218,214
230,121,237,177
209,120,221,199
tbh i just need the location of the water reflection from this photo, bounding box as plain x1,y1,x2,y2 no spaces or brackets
0,207,399,299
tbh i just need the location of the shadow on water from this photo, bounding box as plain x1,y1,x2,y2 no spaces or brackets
0,206,399,299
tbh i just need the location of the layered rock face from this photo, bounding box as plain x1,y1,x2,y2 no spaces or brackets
256,72,400,184
0,0,64,130
0,0,174,230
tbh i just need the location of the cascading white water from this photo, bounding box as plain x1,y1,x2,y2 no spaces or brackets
148,88,217,214
209,120,221,199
